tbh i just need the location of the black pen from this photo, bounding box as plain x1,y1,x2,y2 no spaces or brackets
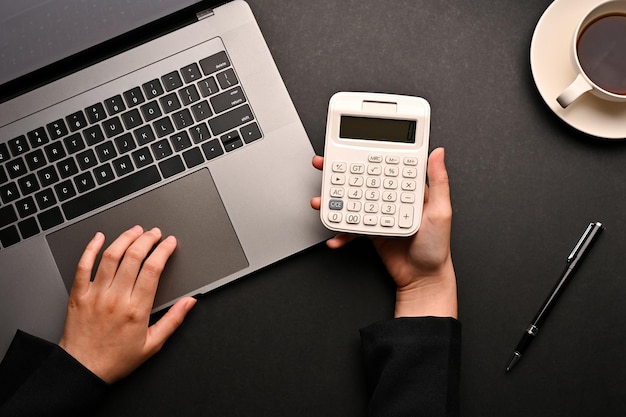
506,221,605,373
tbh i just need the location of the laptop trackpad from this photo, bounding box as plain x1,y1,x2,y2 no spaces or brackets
47,168,249,307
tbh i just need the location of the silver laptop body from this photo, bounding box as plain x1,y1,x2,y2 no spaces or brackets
0,0,330,357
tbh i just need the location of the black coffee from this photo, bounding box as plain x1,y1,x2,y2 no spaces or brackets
577,13,626,95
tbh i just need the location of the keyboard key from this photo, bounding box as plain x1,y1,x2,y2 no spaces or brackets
241,122,262,144
189,123,211,143
172,109,194,130
0,143,9,163
103,116,124,138
141,100,162,122
112,155,134,177
62,166,161,220
178,85,201,105
121,109,143,130
74,172,96,193
47,119,69,140
93,164,115,185
162,71,183,92
220,131,243,152
159,155,185,178
208,104,254,136
44,141,67,162
170,131,192,151
0,166,7,184
104,95,127,115
181,63,202,83
76,149,98,170
83,125,106,145
211,86,246,114
200,51,230,76
183,147,205,168
123,87,146,107
37,166,59,187
56,157,79,178
216,68,238,89
160,93,182,113
201,139,224,161
85,103,107,124
63,133,86,154
95,141,117,163
35,188,57,210
0,225,20,248
66,111,88,132
198,77,219,97
1,182,20,203
9,135,30,157
6,157,28,179
27,127,49,148
134,125,156,145
191,101,213,122
143,79,164,99
153,117,175,138
54,180,77,202
132,147,154,168
15,196,37,218
38,207,64,231
17,174,40,195
18,217,40,239
114,133,136,154
0,205,18,228
151,139,173,160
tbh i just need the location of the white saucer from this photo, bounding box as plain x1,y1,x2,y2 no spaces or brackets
530,0,626,139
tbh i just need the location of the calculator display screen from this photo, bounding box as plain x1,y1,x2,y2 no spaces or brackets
339,116,416,143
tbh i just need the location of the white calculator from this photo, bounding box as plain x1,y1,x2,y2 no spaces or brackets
320,92,430,237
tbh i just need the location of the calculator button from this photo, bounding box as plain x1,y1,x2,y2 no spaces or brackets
347,201,362,212
399,205,414,229
402,180,417,191
350,163,365,174
385,156,400,164
366,190,380,200
328,212,342,223
367,165,382,175
346,214,360,224
382,204,396,215
404,157,418,166
366,177,381,188
381,216,395,227
364,202,379,213
403,167,417,178
364,215,377,226
328,199,343,210
385,166,399,177
348,188,363,199
332,162,347,172
349,176,364,187
330,187,344,198
331,174,346,185
382,191,397,202
368,155,383,163
383,178,398,189
401,192,416,203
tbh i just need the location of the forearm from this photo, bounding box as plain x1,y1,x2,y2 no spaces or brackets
394,257,457,319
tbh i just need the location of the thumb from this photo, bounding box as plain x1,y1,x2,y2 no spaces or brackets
145,297,197,354
426,148,451,214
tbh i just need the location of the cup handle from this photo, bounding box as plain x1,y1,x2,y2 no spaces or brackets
556,74,593,108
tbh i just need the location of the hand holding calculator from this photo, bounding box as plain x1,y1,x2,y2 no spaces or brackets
320,92,430,237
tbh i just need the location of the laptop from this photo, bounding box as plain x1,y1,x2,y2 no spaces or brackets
0,0,331,357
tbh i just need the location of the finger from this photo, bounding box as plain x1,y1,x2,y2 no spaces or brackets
424,148,452,217
326,233,357,249
312,155,324,171
93,225,144,289
111,228,163,292
71,232,105,297
132,235,177,310
145,297,197,356
310,196,321,210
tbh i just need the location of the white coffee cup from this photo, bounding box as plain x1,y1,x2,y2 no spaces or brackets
557,1,626,108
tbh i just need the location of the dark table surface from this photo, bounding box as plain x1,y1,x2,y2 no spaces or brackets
96,1,626,416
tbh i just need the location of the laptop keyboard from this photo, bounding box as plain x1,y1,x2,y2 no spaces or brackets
0,50,262,250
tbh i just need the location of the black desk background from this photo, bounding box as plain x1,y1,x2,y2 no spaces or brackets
94,1,626,416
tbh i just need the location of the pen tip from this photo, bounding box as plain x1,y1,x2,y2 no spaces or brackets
506,352,521,373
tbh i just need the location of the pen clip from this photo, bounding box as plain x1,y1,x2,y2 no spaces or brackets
567,222,599,263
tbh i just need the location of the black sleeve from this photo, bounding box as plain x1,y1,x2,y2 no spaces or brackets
0,330,108,417
360,317,461,417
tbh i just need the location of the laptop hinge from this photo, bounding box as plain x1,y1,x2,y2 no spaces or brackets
196,9,215,21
